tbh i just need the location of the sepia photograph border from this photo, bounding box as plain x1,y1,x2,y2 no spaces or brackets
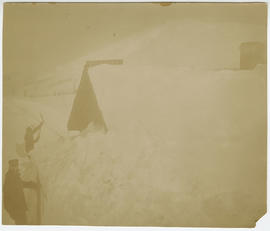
0,0,269,230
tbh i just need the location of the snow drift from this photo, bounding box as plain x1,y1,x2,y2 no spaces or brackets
2,20,266,227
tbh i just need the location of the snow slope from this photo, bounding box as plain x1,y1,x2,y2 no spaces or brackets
25,20,266,96
2,20,267,227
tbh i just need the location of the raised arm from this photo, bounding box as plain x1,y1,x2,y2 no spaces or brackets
34,134,40,143
32,121,44,134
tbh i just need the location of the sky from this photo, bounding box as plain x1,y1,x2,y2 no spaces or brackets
3,2,267,84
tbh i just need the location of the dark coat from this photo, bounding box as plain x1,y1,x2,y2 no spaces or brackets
3,170,36,219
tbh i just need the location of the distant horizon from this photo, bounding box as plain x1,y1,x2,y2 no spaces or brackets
3,2,266,84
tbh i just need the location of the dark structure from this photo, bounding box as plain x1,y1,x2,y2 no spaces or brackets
67,63,107,132
67,60,123,132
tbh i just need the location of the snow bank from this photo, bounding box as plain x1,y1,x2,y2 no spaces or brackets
3,63,265,226
3,19,266,226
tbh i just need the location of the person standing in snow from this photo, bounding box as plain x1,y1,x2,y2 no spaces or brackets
3,159,39,225
24,119,44,155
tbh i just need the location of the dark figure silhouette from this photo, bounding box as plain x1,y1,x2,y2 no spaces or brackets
3,159,38,225
24,120,44,154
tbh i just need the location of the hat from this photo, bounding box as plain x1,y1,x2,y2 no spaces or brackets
8,159,19,167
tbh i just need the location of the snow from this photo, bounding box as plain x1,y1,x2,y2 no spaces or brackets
3,20,266,227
